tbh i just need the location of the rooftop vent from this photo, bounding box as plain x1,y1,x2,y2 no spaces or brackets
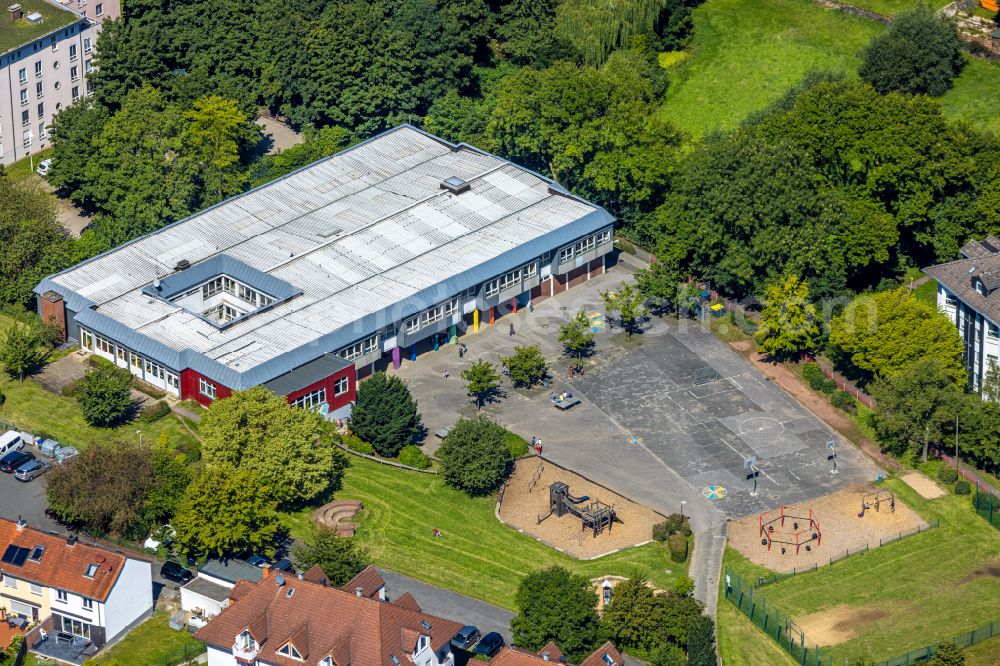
8,4,21,20
15,516,25,530
24,10,40,23
174,259,191,272
67,534,77,547
441,176,470,195
355,586,363,597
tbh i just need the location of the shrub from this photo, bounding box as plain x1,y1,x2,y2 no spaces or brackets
398,445,431,469
341,434,373,455
139,400,171,423
616,239,636,255
802,362,824,383
438,416,514,496
652,521,671,542
673,576,695,597
86,355,116,370
134,382,167,399
955,479,971,495
653,513,691,541
60,379,81,397
820,378,837,394
503,431,530,458
808,374,826,391
667,533,687,563
830,390,855,411
937,465,959,484
77,365,135,427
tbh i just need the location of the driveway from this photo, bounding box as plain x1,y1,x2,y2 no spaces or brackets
378,568,513,641
392,261,883,618
0,442,61,534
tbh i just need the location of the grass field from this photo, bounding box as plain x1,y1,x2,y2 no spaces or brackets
717,595,798,666
281,456,687,611
94,612,205,665
721,476,1000,663
4,148,51,183
848,0,939,15
660,0,1000,138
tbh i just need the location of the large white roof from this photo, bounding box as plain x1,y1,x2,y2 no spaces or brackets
46,126,609,377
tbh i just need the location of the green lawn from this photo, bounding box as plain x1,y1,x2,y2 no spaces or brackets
721,477,1000,663
660,0,1000,139
660,0,882,138
281,457,688,611
93,611,205,665
4,148,51,183
717,595,797,666
848,0,940,15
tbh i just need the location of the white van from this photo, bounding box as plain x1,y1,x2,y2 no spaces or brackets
0,431,23,458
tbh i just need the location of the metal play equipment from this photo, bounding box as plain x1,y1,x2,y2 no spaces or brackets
860,489,895,517
537,482,622,538
759,506,822,555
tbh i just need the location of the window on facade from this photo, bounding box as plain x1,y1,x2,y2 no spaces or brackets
334,376,349,396
19,89,27,105
34,61,41,77
558,247,574,264
30,583,41,595
81,330,93,350
405,317,419,334
71,65,78,81
56,589,68,602
69,44,77,61
62,617,90,639
381,323,396,339
71,86,79,100
166,373,179,389
38,122,45,140
145,360,165,379
22,129,30,148
84,58,92,73
21,110,29,126
17,68,25,84
485,279,500,298
116,346,126,362
95,3,103,14
3,576,15,588
37,102,43,117
976,280,987,296
989,324,999,339
574,235,596,256
946,293,960,306
199,378,217,400
340,336,378,361
83,38,91,53
82,598,93,609
291,389,326,410
130,353,141,369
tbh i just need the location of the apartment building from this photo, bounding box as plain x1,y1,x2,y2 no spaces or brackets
0,518,152,658
35,125,615,413
0,0,118,165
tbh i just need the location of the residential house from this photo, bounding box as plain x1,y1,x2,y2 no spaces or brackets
490,641,623,666
181,559,264,621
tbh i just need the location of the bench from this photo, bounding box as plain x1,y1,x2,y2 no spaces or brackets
553,398,581,411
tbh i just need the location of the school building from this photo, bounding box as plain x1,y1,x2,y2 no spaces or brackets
33,125,615,416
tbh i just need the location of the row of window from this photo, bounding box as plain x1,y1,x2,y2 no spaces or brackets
2,576,93,608
204,303,242,323
340,335,378,361
405,298,458,335
199,377,217,400
289,377,350,411
83,329,179,389
558,229,612,264
485,262,537,298
199,276,274,309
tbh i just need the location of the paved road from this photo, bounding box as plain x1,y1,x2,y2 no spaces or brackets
378,568,513,641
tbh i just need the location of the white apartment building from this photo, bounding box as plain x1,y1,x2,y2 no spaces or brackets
0,0,118,165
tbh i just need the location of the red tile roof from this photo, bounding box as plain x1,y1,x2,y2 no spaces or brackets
301,564,327,585
492,646,556,666
195,574,464,666
341,565,385,598
0,518,129,602
538,643,564,662
229,578,256,602
394,592,421,612
578,642,623,666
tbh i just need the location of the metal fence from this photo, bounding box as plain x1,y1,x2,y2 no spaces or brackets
724,568,832,666
877,619,1000,665
138,642,206,666
974,483,1000,530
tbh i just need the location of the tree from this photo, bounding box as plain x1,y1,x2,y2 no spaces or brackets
437,416,513,496
675,282,701,320
980,360,1000,402
0,322,46,380
350,372,422,457
754,275,819,361
462,359,502,409
510,566,600,663
45,440,187,539
685,615,716,666
250,126,352,187
648,644,687,666
559,311,595,359
76,365,134,427
870,358,965,462
180,95,256,204
635,261,680,313
173,466,280,559
829,289,966,385
929,641,965,666
200,386,346,508
599,575,666,653
293,525,370,586
859,5,964,97
601,283,648,338
501,344,547,387
0,173,68,307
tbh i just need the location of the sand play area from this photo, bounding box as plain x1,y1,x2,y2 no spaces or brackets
796,603,906,646
728,484,926,572
499,457,664,558
900,471,947,499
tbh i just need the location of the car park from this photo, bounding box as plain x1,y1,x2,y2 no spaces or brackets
0,431,23,458
35,158,52,177
451,626,481,650
0,451,34,473
160,561,194,584
54,446,79,463
14,459,50,482
473,632,505,657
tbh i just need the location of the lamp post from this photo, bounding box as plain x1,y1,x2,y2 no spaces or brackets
680,500,687,520
135,430,142,446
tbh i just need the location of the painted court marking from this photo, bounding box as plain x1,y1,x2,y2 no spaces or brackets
703,485,728,499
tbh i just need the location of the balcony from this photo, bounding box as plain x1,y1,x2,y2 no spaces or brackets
232,641,259,663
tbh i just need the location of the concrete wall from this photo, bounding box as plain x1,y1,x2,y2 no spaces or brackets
102,557,152,642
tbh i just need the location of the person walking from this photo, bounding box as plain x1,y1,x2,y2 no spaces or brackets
509,322,515,336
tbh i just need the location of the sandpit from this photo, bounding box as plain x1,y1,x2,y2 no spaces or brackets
727,484,925,573
900,471,947,499
796,603,900,646
499,458,664,558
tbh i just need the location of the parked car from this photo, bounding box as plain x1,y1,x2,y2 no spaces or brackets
271,558,293,573
451,626,481,650
14,459,50,481
36,158,51,177
54,446,79,463
0,431,24,458
473,632,505,657
160,561,193,584
0,451,34,473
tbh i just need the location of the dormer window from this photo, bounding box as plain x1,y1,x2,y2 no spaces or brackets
236,630,253,650
278,642,302,660
976,278,988,296
417,636,428,653
321,658,333,666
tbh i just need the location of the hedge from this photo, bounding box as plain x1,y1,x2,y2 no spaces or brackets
937,465,959,484
955,479,971,495
139,400,172,423
667,533,688,563
134,382,167,399
398,445,431,469
86,355,116,370
503,431,530,458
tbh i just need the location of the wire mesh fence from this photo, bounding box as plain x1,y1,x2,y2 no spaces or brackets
974,484,1000,530
876,620,1000,665
724,568,832,666
138,642,206,666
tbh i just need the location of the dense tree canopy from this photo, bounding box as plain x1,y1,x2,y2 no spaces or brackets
200,387,347,508
0,174,69,306
76,365,135,427
437,416,513,496
859,5,964,97
754,275,819,361
350,372,422,457
511,566,600,662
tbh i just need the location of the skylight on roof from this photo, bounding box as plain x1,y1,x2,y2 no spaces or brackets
602,654,615,666
28,545,43,562
420,620,431,631
84,563,99,578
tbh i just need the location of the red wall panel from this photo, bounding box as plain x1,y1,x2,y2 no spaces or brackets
180,368,232,407
283,365,357,411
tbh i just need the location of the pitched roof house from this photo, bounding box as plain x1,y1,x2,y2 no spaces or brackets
490,641,622,666
0,518,152,658
195,566,462,666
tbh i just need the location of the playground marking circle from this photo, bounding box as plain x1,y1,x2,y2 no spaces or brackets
587,310,605,332
737,416,784,439
703,485,727,500
627,435,642,446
